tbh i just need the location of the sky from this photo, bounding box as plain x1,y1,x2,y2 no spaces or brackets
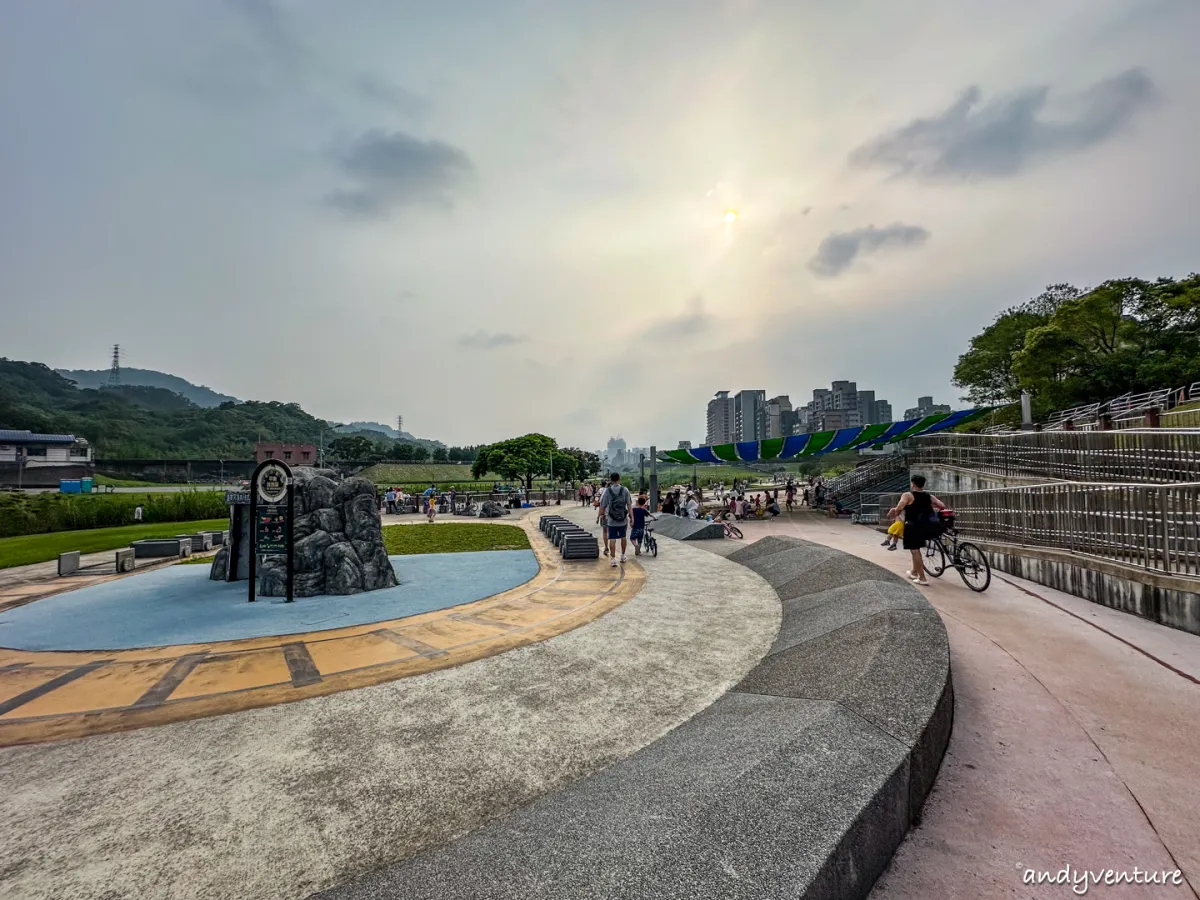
2,0,1198,451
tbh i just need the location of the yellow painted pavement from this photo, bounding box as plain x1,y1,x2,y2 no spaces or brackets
0,518,641,745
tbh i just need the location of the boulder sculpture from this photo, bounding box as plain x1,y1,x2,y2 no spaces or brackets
209,468,398,597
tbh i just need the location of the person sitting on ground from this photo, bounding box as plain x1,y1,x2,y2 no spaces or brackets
685,492,699,519
630,496,658,556
661,491,676,515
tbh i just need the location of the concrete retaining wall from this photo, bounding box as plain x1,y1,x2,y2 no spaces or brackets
649,515,725,541
916,463,1054,493
314,535,953,900
975,540,1200,635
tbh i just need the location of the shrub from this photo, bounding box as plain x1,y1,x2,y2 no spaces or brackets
0,490,229,538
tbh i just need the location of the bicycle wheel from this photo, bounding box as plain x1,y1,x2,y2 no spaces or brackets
924,539,947,577
728,525,743,540
956,542,991,592
649,535,658,558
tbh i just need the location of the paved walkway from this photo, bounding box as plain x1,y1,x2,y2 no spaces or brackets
726,513,1200,898
0,506,779,900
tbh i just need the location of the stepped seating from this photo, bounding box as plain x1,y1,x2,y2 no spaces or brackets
539,515,600,560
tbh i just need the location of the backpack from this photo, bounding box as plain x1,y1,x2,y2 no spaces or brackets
607,486,629,523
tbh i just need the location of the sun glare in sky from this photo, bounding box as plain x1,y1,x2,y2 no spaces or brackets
724,210,739,224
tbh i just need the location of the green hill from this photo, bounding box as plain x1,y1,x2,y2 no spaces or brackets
57,367,239,407
1,359,329,459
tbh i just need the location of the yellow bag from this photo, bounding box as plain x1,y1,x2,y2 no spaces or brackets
887,520,905,538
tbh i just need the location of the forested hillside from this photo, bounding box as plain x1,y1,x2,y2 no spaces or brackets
1,359,329,458
57,367,239,407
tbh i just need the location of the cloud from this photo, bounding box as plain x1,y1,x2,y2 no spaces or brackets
850,68,1156,179
327,129,474,217
808,223,930,277
355,75,428,117
458,331,529,349
639,294,713,340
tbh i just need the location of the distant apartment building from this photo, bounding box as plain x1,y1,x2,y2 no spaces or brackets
903,396,953,420
765,395,793,439
255,442,317,465
706,391,736,445
734,390,767,441
874,400,893,424
605,436,628,467
677,441,692,450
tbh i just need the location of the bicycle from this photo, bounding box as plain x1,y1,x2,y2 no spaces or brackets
922,512,991,592
638,526,658,558
714,512,744,538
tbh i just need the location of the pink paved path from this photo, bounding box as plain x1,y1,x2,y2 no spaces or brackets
731,513,1200,899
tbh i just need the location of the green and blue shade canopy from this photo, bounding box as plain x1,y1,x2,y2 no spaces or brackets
659,408,988,465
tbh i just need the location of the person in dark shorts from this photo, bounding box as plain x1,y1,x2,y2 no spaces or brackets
889,474,946,586
630,496,657,555
598,472,632,566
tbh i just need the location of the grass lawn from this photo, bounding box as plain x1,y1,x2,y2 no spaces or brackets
93,474,161,488
381,523,530,555
0,519,229,569
358,463,480,484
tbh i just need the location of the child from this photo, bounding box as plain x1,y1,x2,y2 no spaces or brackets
882,515,903,551
630,496,657,556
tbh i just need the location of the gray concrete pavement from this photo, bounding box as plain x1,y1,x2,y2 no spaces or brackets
0,506,778,900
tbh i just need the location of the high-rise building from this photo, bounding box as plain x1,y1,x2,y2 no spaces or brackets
856,390,875,428
677,441,692,450
765,395,792,439
903,396,952,420
873,400,893,424
734,390,766,441
706,391,736,446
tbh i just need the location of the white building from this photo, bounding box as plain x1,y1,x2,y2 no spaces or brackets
0,430,94,487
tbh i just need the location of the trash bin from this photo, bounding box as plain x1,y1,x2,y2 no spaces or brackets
80,477,94,493
59,479,82,494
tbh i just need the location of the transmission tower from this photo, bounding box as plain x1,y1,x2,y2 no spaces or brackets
397,415,404,435
107,345,121,387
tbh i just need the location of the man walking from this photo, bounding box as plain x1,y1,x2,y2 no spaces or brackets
598,471,632,566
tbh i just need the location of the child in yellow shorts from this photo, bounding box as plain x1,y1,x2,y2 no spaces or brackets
881,518,903,551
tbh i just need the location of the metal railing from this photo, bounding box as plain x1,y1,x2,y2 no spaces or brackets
937,482,1200,577
910,430,1200,485
857,482,1200,578
824,454,907,497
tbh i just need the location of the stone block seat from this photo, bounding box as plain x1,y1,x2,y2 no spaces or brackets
132,538,192,559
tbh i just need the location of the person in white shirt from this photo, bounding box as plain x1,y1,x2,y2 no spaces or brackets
685,493,699,519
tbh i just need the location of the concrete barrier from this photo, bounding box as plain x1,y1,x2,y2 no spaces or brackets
132,538,192,559
648,515,725,541
57,552,81,577
178,533,213,552
115,548,135,573
315,535,952,900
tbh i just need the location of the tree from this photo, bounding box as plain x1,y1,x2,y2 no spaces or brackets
328,435,374,461
560,447,601,480
952,283,1079,407
471,433,571,490
390,442,414,460
411,444,430,462
432,447,449,462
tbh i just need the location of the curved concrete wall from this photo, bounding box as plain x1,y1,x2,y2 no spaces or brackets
315,535,953,900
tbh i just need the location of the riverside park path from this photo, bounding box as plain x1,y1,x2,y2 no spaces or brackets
703,510,1200,899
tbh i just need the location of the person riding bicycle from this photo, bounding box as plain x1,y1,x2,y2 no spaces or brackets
630,496,657,556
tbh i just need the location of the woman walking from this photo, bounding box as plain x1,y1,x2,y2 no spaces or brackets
889,474,946,586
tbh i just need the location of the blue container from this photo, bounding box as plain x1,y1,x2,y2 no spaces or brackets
60,479,82,494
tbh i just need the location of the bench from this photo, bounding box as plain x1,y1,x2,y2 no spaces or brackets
179,532,213,552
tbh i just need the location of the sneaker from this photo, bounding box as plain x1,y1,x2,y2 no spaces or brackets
610,558,618,568
914,577,930,586
619,554,627,563
880,538,890,546
634,545,641,555
887,544,897,551
603,547,610,557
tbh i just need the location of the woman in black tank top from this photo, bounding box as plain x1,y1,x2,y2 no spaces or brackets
892,474,943,585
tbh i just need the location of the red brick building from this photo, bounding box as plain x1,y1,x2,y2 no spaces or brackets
254,442,318,466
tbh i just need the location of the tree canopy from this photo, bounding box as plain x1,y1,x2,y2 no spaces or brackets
953,275,1200,418
471,433,578,489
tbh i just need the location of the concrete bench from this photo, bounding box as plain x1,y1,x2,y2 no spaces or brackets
560,534,600,560
58,551,81,576
115,548,135,573
132,538,192,559
179,532,213,552
205,530,229,547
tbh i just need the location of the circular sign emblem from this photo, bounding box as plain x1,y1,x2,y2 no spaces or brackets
256,463,289,504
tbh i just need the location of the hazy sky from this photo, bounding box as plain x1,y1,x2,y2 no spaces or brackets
2,0,1198,450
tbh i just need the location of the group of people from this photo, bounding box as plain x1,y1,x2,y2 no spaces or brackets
381,484,451,522
658,487,700,519
592,472,655,566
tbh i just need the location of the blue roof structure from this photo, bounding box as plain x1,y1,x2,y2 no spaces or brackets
0,430,79,445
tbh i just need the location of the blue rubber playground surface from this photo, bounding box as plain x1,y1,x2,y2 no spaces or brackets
0,550,539,651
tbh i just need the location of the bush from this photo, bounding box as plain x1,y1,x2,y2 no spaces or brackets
0,490,229,538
